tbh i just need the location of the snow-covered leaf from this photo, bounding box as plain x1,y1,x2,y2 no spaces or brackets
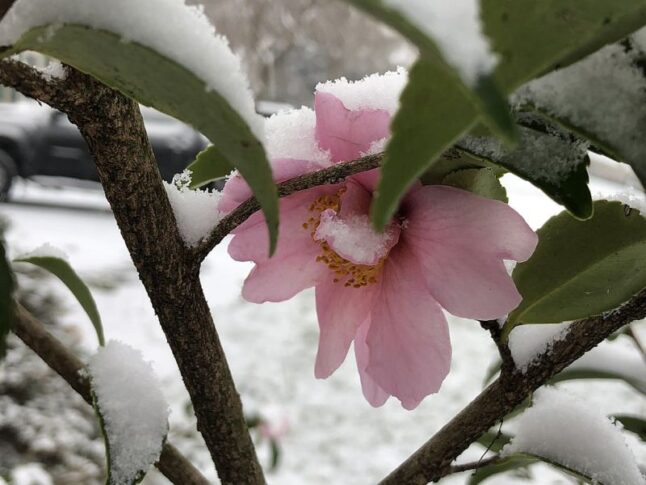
504,201,646,336
467,454,537,485
615,415,646,442
442,168,507,202
15,249,104,346
502,387,644,485
89,341,169,485
1,23,279,253
370,0,646,229
186,146,232,189
459,124,592,219
515,41,646,188
0,239,15,360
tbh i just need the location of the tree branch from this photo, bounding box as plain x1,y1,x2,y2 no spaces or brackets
194,153,382,260
0,59,264,483
479,320,514,376
11,304,209,485
380,288,646,484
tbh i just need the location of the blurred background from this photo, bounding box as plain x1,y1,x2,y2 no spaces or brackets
0,1,645,485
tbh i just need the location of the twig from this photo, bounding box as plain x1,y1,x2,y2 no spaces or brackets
380,288,646,484
626,325,646,361
479,320,515,376
11,304,210,485
194,153,383,260
447,455,501,475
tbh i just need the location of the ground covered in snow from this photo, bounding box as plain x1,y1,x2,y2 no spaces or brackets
1,171,645,484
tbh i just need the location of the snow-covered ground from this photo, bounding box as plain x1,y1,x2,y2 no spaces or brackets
1,170,645,485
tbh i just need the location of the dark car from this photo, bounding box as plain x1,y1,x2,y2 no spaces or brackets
0,101,208,200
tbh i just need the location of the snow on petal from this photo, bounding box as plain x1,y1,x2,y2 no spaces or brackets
508,322,572,372
365,243,452,409
0,0,263,138
88,341,169,485
505,387,644,485
163,177,224,248
314,91,391,163
316,67,408,115
382,0,498,85
314,210,399,266
405,185,537,320
265,108,331,165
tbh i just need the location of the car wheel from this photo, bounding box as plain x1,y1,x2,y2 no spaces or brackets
0,149,17,202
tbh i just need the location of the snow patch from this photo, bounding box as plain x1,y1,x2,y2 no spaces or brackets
381,1,497,85
18,243,69,261
315,210,398,265
595,189,646,215
508,323,571,372
504,387,644,485
265,107,330,165
35,60,66,81
88,341,169,485
361,138,387,157
164,171,224,247
316,67,408,114
0,0,263,139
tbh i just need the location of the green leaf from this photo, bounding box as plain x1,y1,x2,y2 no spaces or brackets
614,415,646,441
458,123,592,219
2,25,278,253
476,430,513,454
341,0,516,142
442,168,508,202
468,455,537,485
371,0,646,229
15,255,105,347
186,145,233,189
504,201,646,337
551,366,646,395
0,240,15,360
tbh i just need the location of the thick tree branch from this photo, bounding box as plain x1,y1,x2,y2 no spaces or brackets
194,153,382,260
11,304,209,485
0,59,264,483
381,288,646,484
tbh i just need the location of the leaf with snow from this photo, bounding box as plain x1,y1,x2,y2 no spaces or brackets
468,454,537,485
0,239,15,360
504,201,646,338
514,41,646,188
185,146,232,189
370,0,646,229
441,167,507,202
615,415,646,442
458,122,592,218
0,0,278,253
89,341,169,485
502,387,644,485
15,246,105,347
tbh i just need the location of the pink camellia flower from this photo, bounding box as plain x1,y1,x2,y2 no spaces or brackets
220,88,538,409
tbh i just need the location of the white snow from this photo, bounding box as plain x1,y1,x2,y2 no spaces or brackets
314,211,398,265
164,171,224,247
514,44,646,165
361,138,388,157
88,341,169,485
0,0,264,139
381,0,497,86
504,387,644,485
316,67,408,114
595,188,646,214
10,463,53,485
264,107,330,165
508,323,572,372
17,242,69,261
35,60,66,81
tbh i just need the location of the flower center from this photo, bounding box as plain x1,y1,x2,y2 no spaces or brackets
303,188,386,288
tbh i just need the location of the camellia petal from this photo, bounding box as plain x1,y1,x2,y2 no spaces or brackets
354,319,390,408
365,243,452,409
314,91,391,163
404,186,538,320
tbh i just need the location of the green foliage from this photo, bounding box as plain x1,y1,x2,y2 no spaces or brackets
476,429,512,454
0,240,15,359
186,145,233,189
2,25,278,253
15,255,105,347
368,0,646,229
442,168,508,202
468,455,537,485
504,201,646,338
614,415,646,441
551,367,646,395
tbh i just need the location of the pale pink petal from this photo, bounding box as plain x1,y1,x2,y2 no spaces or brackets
338,179,371,218
315,92,390,163
365,243,452,410
314,277,378,378
354,319,389,407
404,185,538,320
219,158,325,213
242,242,326,303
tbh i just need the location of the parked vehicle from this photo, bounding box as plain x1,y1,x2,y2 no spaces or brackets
0,101,207,200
